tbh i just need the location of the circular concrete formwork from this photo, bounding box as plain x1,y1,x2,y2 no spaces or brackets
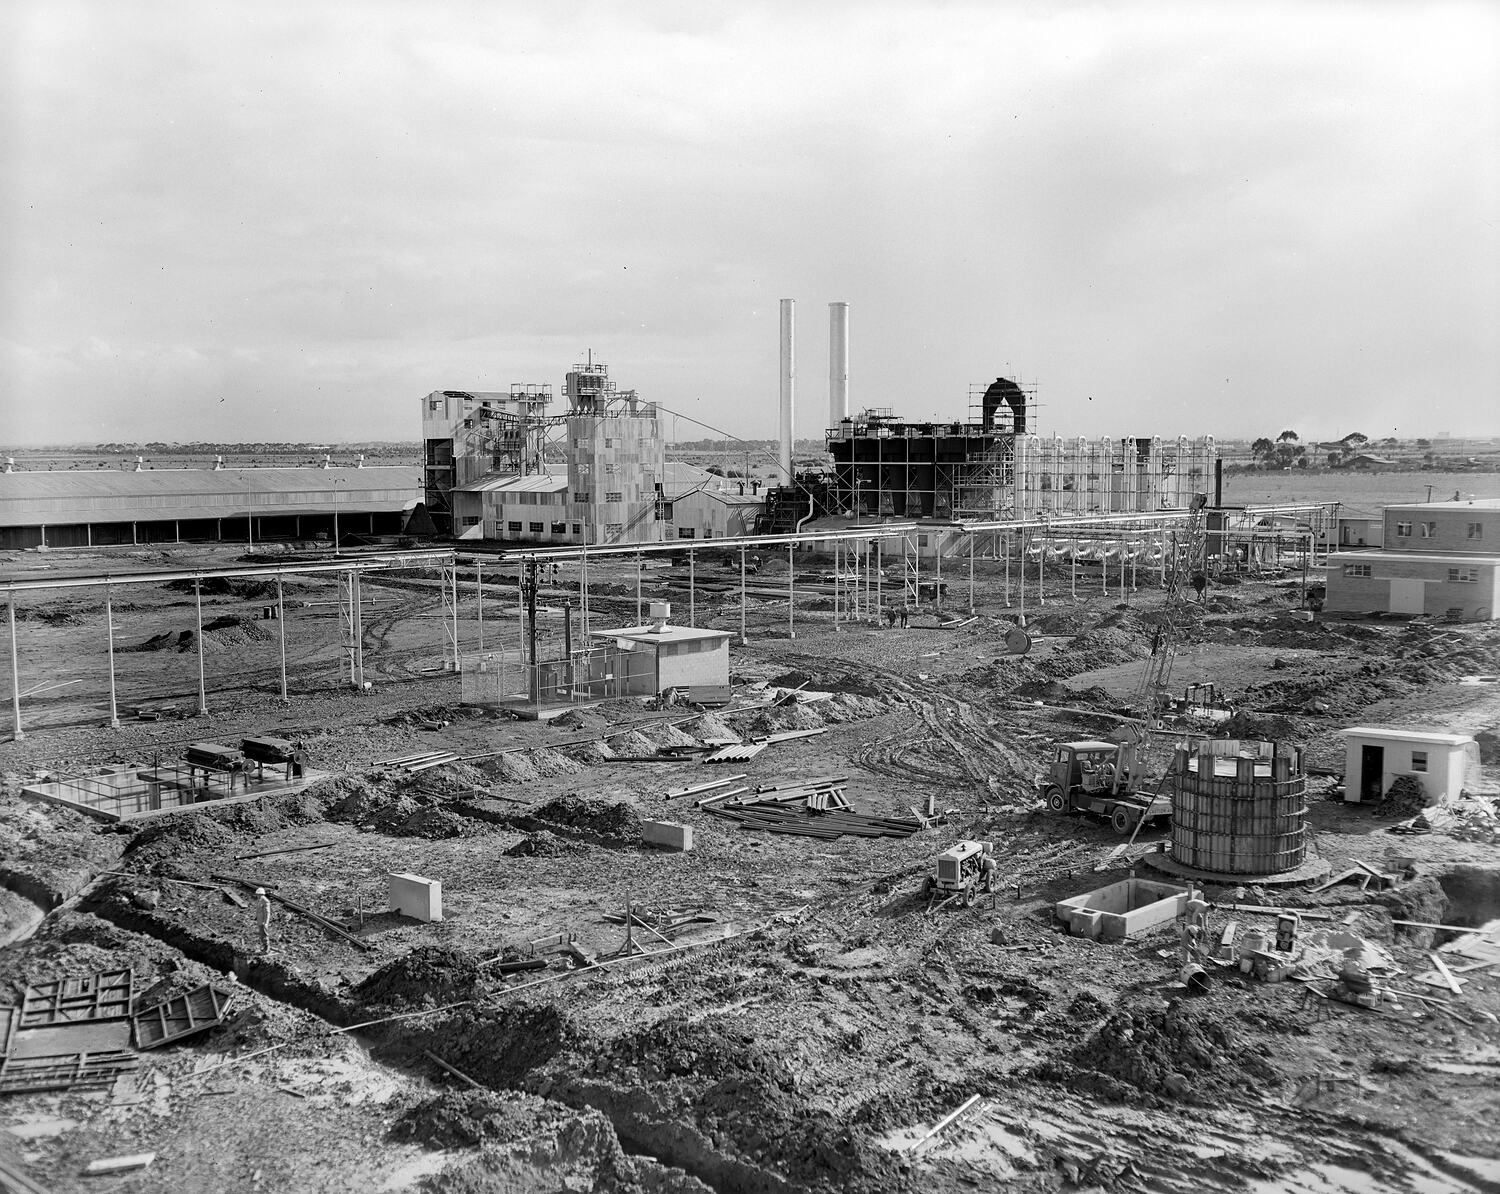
1139,848,1330,888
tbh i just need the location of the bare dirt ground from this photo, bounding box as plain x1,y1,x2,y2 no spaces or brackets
3,543,1500,1193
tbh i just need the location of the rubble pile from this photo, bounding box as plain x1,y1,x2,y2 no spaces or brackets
1045,1001,1281,1105
1376,774,1427,819
354,946,485,1010
126,813,233,870
505,830,580,857
531,796,642,842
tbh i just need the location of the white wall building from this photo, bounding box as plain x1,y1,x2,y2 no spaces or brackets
1340,726,1478,806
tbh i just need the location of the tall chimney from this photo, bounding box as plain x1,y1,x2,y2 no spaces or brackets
829,301,849,428
778,299,795,483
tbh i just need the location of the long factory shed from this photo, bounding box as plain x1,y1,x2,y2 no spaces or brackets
0,466,427,550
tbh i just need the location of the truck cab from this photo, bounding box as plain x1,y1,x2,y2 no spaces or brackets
1037,739,1172,835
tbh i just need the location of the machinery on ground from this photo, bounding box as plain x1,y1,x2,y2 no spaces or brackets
920,840,997,906
1161,682,1235,727
1036,733,1173,834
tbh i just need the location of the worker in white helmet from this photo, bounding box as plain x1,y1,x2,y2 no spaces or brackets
253,888,273,955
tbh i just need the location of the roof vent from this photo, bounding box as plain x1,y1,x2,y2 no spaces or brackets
648,601,671,633
212,455,225,470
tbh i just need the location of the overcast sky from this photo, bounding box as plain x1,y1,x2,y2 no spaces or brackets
2,1,1496,447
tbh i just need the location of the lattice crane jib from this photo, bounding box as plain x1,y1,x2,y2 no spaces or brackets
1134,494,1209,730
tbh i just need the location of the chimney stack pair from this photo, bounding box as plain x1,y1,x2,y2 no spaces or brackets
778,300,849,484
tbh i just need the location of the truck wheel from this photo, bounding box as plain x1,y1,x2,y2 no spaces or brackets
961,883,976,908
1044,787,1067,813
920,876,934,898
1110,807,1134,835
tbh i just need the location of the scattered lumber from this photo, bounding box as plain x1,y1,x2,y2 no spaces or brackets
233,842,336,861
705,802,920,841
220,886,247,908
83,1155,155,1175
1430,953,1465,995
909,1094,982,1151
1392,920,1496,934
0,1155,50,1194
477,957,547,974
1214,903,1337,921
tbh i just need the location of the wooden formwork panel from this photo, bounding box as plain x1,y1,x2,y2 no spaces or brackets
19,969,134,1028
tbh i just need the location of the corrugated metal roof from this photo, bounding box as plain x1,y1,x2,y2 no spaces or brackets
455,470,568,495
0,466,421,527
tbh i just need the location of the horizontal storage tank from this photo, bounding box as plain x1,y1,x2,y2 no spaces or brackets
1168,739,1307,876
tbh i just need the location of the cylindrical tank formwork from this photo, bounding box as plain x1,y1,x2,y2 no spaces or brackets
1168,739,1307,876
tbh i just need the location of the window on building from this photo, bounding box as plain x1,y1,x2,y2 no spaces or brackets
604,438,613,448
1394,521,1412,537
605,523,624,538
574,491,591,503
551,522,567,534
429,397,443,412
605,491,623,503
660,501,673,520
1411,750,1428,773
1420,521,1437,538
1448,567,1477,583
461,516,480,527
571,523,582,535
1469,522,1484,539
529,522,543,533
1343,564,1372,577
678,527,696,539
507,521,522,532
604,463,617,474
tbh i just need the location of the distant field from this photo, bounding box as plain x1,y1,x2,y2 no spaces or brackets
1221,469,1500,511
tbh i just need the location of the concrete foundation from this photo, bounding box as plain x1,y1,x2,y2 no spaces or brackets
20,767,327,824
1055,877,1189,941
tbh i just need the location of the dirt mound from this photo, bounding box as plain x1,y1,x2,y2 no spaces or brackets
123,629,196,653
354,946,485,1010
126,813,234,869
321,774,484,839
688,712,737,740
165,576,277,600
768,669,882,698
1217,712,1299,741
389,1088,537,1148
1044,1000,1280,1104
531,796,641,841
583,1018,898,1190
505,831,580,857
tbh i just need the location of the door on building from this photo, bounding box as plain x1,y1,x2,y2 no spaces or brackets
1359,744,1385,802
1388,579,1426,615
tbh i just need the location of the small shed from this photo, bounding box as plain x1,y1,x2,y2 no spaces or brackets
1339,727,1477,806
591,604,732,696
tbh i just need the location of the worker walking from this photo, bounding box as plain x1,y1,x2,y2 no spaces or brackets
253,887,273,955
898,605,909,629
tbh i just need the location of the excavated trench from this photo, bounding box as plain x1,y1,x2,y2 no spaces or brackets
73,875,823,1193
1436,866,1500,933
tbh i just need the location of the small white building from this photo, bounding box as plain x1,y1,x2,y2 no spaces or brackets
1340,726,1477,806
591,604,732,696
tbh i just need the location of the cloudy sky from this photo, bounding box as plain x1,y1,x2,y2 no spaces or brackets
2,1,1496,447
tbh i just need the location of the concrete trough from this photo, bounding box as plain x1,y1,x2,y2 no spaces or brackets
1055,877,1189,941
641,820,693,852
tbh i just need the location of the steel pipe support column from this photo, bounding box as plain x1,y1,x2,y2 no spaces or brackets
195,578,208,715
787,544,795,638
105,586,119,728
9,598,23,741
739,546,748,645
276,575,288,701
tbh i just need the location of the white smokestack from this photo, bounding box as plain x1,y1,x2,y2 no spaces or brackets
778,299,795,482
829,301,849,428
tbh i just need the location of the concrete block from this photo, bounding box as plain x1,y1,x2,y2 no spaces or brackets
1055,878,1189,942
1290,610,1314,622
388,872,443,922
641,820,693,851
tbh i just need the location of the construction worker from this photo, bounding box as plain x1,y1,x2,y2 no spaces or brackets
898,605,909,629
884,604,897,628
253,888,273,955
